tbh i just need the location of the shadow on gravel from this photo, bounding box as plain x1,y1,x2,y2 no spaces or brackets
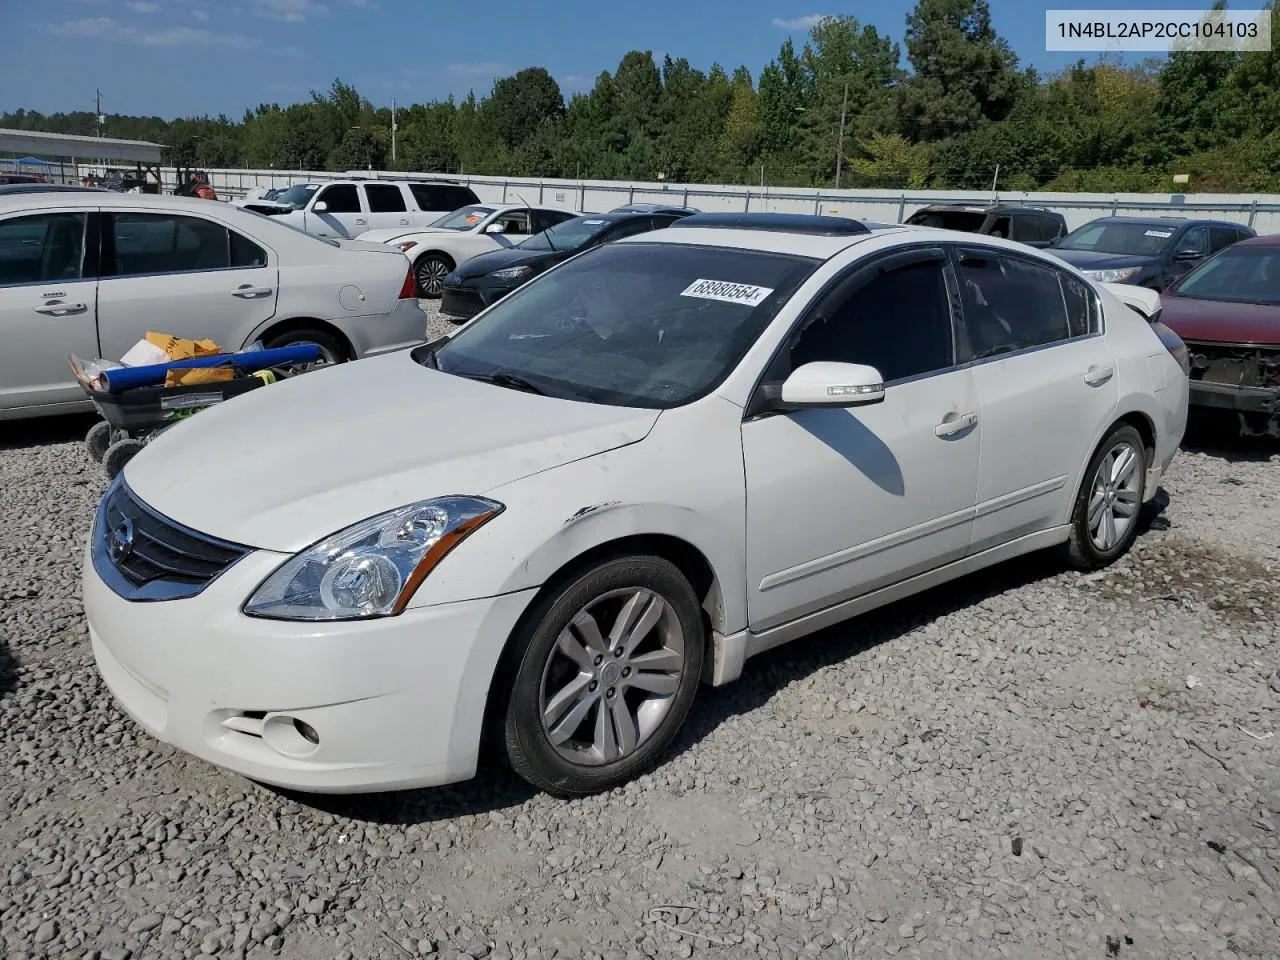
0,413,99,451
1182,411,1280,462
0,634,16,701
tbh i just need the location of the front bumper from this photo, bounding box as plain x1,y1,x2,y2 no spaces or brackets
336,297,429,358
440,278,520,319
85,542,536,793
1189,379,1280,415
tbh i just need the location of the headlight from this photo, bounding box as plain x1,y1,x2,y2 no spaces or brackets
489,265,532,281
1083,266,1141,283
243,496,503,621
397,241,418,252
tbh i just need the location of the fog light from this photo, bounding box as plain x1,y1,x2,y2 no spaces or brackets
294,718,320,745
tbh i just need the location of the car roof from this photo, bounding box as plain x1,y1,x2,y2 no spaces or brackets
0,184,106,195
619,221,914,259
1081,216,1246,229
913,203,1059,215
1230,234,1280,247
0,192,244,214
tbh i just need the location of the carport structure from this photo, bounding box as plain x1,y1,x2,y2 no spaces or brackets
0,128,164,189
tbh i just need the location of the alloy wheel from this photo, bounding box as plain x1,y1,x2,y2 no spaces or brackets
537,587,685,766
1088,440,1142,551
416,257,449,297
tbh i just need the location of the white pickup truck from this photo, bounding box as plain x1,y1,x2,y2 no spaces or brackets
237,178,481,240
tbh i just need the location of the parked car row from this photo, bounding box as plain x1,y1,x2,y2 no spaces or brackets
80,210,1193,799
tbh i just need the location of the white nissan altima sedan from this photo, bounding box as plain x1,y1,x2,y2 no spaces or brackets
84,213,1190,797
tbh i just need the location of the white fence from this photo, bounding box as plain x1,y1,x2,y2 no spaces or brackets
91,164,1280,234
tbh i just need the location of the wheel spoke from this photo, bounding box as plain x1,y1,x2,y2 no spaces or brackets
1113,496,1138,518
593,696,619,761
1113,446,1137,485
627,648,683,672
1101,509,1117,549
627,670,680,696
570,609,609,654
610,698,638,756
555,629,595,672
608,590,662,651
1087,492,1106,529
542,672,592,731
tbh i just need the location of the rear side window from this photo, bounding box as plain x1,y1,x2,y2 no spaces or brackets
1037,214,1065,242
448,186,480,208
601,218,656,243
365,183,406,213
1060,272,1098,337
411,184,478,211
316,184,361,213
230,231,267,268
956,249,1073,359
0,212,86,286
1009,216,1038,243
532,209,576,232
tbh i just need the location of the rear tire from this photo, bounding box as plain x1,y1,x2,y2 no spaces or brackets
500,555,705,797
1064,424,1148,570
262,329,346,374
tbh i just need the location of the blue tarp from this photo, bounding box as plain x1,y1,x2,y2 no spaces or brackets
0,156,63,167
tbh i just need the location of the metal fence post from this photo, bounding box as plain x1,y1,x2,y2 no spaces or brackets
683,188,689,207
628,185,635,203
1111,197,1119,216
744,191,751,212
898,195,906,223
580,183,586,212
1249,198,1259,228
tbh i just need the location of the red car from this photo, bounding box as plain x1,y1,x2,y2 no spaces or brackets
1158,234,1280,438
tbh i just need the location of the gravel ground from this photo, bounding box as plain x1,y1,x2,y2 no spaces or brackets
1,322,1278,960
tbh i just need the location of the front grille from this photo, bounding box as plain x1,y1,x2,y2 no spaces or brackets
94,480,250,601
441,285,483,318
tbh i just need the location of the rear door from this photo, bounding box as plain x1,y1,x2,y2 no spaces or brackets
0,209,100,412
306,183,365,238
953,245,1118,552
364,183,412,233
95,210,278,360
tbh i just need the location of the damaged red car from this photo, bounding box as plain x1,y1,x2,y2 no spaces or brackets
1158,234,1280,438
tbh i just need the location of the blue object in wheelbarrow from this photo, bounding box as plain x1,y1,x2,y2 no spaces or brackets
98,343,323,394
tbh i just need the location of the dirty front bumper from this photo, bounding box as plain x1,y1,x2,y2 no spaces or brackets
1188,380,1280,415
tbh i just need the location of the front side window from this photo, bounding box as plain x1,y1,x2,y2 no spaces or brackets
789,255,954,382
491,211,531,235
109,213,246,276
316,184,361,214
365,184,407,213
0,212,86,286
532,210,576,233
1178,226,1209,256
956,249,1073,359
434,242,818,408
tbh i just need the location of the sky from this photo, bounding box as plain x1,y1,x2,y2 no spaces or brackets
0,0,1232,120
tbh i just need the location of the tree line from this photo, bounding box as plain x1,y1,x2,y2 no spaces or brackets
4,0,1277,193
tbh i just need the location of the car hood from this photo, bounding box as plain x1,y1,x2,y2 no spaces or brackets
455,247,559,279
1159,294,1280,345
1049,249,1156,271
330,237,411,256
123,352,660,552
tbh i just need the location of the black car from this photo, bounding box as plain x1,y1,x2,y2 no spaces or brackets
439,210,694,320
905,204,1066,247
0,183,105,196
1048,216,1255,288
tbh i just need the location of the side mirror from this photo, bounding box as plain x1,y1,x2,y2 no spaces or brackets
485,222,506,234
1173,248,1202,261
780,361,885,407
312,201,329,213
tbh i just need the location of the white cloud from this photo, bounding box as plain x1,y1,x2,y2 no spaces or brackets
42,17,260,49
192,9,210,20
125,1,160,12
445,62,513,77
772,14,829,30
251,0,327,22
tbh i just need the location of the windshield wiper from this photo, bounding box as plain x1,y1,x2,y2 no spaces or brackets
463,372,549,396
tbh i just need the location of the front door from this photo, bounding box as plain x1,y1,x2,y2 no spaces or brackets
951,245,1119,552
307,183,366,238
741,248,981,631
0,209,100,413
96,210,278,360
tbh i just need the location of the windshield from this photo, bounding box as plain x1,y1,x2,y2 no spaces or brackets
517,217,609,253
434,242,818,408
1172,246,1280,305
428,205,496,231
272,184,319,210
905,210,988,232
1058,222,1176,256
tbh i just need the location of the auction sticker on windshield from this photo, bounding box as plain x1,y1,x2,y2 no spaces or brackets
681,279,774,307
1145,230,1173,238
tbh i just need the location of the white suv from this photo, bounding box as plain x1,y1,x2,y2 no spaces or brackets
240,179,480,240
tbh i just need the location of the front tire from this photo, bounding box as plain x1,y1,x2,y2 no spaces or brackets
502,556,705,797
263,328,346,374
415,254,451,299
1065,424,1148,570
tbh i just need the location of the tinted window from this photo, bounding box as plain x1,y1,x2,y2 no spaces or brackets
365,183,406,213
316,184,360,213
790,257,954,382
1173,245,1280,305
532,209,576,233
988,216,1012,239
435,242,818,408
0,213,86,286
1037,214,1065,242
110,213,234,276
905,209,987,232
957,250,1072,358
230,231,267,268
601,218,655,243
1208,226,1240,253
1178,226,1209,256
517,216,609,253
1058,222,1176,256
1009,216,1038,243
408,184,443,210
1061,272,1098,337
448,186,480,208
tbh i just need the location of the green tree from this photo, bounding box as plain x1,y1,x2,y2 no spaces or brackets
850,132,930,187
900,0,1022,141
482,67,565,151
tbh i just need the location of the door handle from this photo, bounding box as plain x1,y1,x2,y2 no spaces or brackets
399,218,410,225
355,218,368,225
33,301,88,316
934,411,978,438
1083,364,1115,386
230,285,273,299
